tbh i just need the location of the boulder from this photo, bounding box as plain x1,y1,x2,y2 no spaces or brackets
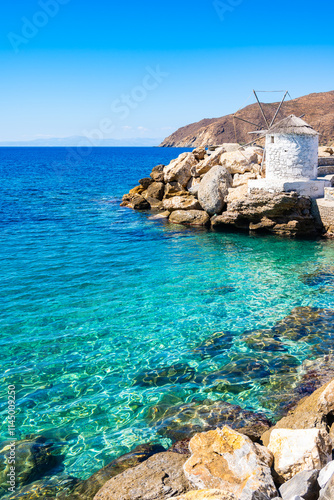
145,197,163,210
192,147,207,161
198,166,232,215
164,181,188,198
172,490,237,500
279,469,320,500
163,195,202,212
183,426,278,499
128,194,150,210
145,181,165,200
169,210,210,227
68,443,165,499
148,211,170,220
268,428,332,483
192,148,225,177
93,452,191,500
150,164,165,183
319,472,334,499
139,177,153,189
318,460,334,489
164,153,198,188
129,185,145,196
187,177,202,196
261,378,334,446
146,398,272,443
220,149,260,175
212,191,317,237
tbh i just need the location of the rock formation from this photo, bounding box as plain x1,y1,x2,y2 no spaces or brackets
121,144,326,238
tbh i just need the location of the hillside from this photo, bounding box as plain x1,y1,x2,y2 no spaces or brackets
159,91,334,147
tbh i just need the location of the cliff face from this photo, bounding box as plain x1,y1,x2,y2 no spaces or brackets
160,91,334,147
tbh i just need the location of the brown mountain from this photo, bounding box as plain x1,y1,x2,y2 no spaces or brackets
159,91,334,147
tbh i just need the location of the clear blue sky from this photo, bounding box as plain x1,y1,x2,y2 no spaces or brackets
0,0,333,142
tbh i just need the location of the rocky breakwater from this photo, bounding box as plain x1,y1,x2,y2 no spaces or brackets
121,146,320,238
89,378,334,499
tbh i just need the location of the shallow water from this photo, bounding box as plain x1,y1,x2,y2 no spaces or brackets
1,147,334,485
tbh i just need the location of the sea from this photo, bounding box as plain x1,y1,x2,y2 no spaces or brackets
1,147,334,491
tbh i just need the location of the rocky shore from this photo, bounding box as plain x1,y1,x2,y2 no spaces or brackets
3,373,333,499
121,146,325,238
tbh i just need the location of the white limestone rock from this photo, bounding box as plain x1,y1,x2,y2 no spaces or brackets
268,428,332,482
164,153,198,188
197,166,232,215
279,469,319,500
220,148,261,175
318,460,334,489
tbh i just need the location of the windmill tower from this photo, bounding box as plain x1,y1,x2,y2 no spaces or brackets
234,91,330,199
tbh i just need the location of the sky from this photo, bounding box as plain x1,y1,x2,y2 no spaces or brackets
0,0,334,142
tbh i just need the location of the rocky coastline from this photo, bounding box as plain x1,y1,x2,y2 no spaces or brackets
121,146,332,238
2,367,334,500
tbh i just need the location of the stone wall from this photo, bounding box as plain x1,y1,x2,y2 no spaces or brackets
312,199,334,234
266,133,318,181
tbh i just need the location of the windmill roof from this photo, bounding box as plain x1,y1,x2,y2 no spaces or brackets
266,115,319,136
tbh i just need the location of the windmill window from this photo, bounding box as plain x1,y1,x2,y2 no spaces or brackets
271,136,275,143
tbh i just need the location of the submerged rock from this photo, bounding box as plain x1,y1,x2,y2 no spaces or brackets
146,398,272,442
3,474,79,499
301,266,334,288
0,436,64,495
93,452,191,500
134,363,196,387
69,443,165,499
183,426,278,499
192,331,234,359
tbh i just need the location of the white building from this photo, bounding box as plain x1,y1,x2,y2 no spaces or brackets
248,115,330,198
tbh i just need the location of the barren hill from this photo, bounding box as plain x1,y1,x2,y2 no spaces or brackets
159,91,334,147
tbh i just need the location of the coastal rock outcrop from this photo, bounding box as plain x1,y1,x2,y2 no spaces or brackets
93,452,191,500
211,191,317,237
197,166,232,215
267,428,332,483
121,145,323,238
183,426,278,499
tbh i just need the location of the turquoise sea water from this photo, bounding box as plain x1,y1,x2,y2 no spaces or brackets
1,147,334,486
